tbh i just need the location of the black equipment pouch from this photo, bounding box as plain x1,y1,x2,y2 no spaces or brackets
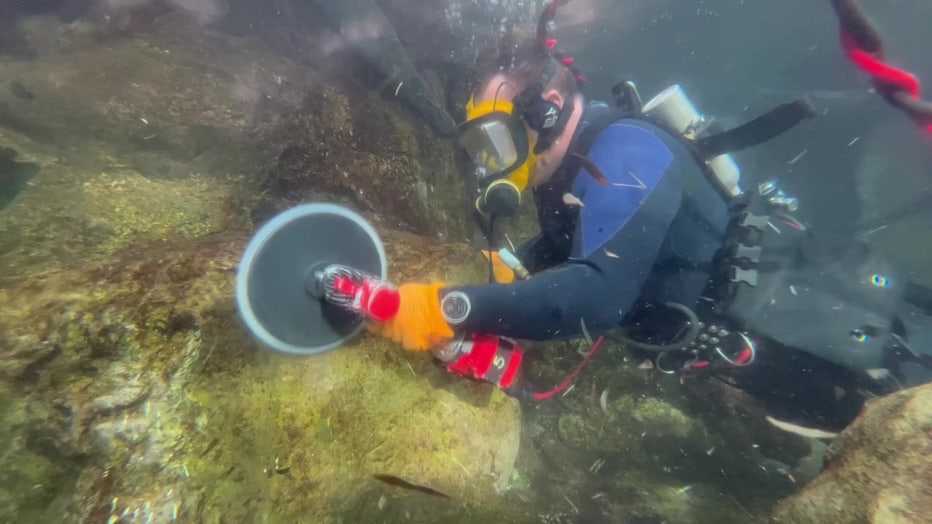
710,194,904,374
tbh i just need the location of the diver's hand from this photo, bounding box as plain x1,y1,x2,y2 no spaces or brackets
369,282,453,351
481,250,516,284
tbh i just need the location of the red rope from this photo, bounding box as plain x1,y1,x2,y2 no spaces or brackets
532,335,605,400
840,33,919,99
536,0,587,85
832,1,932,133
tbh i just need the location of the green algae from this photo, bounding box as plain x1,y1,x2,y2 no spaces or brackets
82,171,232,247
0,225,523,522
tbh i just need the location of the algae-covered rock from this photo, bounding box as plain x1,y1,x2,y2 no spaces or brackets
0,145,245,276
0,11,470,276
83,170,232,246
0,226,522,523
556,393,708,458
253,82,470,242
0,12,298,273
772,384,932,524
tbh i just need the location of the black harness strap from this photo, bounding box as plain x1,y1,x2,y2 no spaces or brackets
561,97,814,203
695,99,817,158
558,108,638,180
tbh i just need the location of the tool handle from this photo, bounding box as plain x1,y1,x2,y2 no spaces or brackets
318,265,400,322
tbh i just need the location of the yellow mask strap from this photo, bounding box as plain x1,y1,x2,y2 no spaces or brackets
465,98,516,121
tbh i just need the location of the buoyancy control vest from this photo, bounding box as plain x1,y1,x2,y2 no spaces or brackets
564,81,932,385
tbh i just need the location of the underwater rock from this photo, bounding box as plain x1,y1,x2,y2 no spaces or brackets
0,146,39,210
772,384,932,523
0,13,281,170
91,380,149,415
0,226,521,522
253,83,470,241
306,0,456,136
0,11,470,275
556,394,709,460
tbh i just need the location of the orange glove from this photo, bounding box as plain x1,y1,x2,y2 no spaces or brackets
481,250,516,284
370,282,453,351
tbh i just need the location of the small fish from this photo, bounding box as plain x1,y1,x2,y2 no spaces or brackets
603,249,619,259
562,193,585,207
10,81,35,100
372,474,452,499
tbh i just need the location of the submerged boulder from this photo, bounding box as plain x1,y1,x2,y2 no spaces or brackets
772,384,932,523
0,225,522,523
0,10,469,277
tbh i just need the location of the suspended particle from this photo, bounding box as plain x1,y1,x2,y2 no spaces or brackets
870,274,890,288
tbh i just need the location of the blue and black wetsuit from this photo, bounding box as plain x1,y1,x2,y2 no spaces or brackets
442,102,732,340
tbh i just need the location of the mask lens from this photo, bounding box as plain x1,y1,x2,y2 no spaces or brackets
458,119,520,180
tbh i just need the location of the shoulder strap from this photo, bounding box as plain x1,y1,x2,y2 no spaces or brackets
557,108,636,182
695,99,816,158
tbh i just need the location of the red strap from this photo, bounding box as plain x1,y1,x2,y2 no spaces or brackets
841,33,919,98
833,2,932,134
532,336,605,400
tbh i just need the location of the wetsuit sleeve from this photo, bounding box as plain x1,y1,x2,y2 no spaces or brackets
442,122,686,340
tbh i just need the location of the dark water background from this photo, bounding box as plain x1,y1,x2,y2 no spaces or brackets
561,0,932,234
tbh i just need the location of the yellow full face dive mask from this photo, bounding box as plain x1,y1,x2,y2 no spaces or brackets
458,98,540,216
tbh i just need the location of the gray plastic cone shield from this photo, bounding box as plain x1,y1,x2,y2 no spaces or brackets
236,203,387,355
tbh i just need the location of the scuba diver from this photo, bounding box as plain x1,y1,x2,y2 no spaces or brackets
366,0,932,434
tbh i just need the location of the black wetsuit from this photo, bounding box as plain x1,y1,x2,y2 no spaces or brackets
442,101,731,339
440,100,932,431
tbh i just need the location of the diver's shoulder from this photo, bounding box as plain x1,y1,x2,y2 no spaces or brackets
578,100,674,145
591,118,672,151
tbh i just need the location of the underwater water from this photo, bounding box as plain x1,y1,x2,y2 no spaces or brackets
1,1,931,523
